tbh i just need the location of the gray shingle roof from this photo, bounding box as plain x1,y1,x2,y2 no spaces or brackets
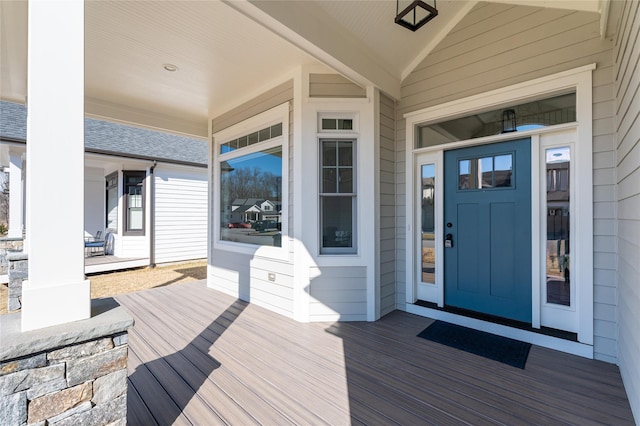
0,101,207,166
0,101,27,141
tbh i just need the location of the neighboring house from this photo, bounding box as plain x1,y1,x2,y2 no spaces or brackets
3,1,639,422
0,100,208,267
229,198,281,224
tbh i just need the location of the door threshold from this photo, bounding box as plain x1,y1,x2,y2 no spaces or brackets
414,300,577,341
407,302,592,359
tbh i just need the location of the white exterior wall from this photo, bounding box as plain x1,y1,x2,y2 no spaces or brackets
299,72,378,322
614,1,640,422
84,166,104,239
209,71,378,322
209,82,297,319
154,164,207,263
396,3,617,360
309,266,367,321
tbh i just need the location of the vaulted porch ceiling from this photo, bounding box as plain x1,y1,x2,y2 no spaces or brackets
0,1,610,138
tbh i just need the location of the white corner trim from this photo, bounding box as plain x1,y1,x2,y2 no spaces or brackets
599,0,611,39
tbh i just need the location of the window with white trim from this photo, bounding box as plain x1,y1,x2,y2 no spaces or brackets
123,171,144,235
217,116,284,248
320,139,356,254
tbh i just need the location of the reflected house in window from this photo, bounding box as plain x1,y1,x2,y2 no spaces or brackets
230,198,281,224
546,147,571,306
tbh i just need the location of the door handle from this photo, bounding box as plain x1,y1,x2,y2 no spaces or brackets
445,233,453,248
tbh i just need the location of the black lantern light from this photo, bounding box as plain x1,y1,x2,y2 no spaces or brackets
395,0,438,32
501,109,517,133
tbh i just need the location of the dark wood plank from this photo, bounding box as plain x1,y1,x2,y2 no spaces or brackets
115,280,635,426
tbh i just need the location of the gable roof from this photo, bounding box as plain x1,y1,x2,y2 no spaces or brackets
0,101,207,167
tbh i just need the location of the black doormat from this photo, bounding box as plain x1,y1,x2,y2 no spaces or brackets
417,321,531,369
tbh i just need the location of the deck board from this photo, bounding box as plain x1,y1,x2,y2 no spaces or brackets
115,280,634,425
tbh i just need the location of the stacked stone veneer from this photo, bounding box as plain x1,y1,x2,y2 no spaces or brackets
0,238,24,276
0,299,134,426
6,252,27,312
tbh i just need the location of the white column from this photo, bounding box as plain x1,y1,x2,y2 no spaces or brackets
8,151,24,238
21,0,90,331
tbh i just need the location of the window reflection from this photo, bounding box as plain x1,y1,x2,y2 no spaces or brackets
458,154,512,190
220,146,283,247
417,92,576,148
421,164,435,285
546,147,570,306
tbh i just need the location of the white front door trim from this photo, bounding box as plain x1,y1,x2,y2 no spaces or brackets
404,64,594,347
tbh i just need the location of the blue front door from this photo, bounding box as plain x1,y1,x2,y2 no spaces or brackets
444,139,532,323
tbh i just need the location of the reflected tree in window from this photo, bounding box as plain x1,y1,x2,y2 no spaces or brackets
220,146,283,247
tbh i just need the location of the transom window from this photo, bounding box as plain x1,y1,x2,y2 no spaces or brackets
418,92,576,148
220,123,283,154
321,118,353,131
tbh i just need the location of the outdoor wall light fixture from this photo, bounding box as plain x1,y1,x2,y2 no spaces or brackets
502,109,517,133
395,0,438,32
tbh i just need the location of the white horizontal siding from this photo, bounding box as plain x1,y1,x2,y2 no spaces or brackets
379,93,396,317
309,73,366,98
309,266,367,321
154,166,208,264
208,249,295,319
118,235,147,258
209,86,295,319
614,0,640,422
592,57,617,363
397,3,617,358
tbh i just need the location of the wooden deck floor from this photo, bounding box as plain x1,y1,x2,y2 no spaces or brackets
115,281,634,425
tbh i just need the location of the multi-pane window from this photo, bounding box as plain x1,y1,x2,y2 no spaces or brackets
458,154,513,190
320,139,356,254
123,171,145,235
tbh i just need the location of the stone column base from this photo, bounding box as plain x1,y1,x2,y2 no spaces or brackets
0,298,134,425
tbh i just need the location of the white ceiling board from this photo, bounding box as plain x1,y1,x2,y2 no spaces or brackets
1,0,611,138
84,1,316,134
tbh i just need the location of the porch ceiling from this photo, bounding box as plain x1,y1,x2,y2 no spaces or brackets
0,1,608,138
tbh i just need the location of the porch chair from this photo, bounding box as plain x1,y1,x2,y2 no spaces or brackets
84,230,106,256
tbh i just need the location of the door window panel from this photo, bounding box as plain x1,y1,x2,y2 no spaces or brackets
458,154,513,190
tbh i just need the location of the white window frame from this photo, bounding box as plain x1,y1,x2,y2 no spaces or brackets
404,64,594,348
213,103,289,258
319,138,357,255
